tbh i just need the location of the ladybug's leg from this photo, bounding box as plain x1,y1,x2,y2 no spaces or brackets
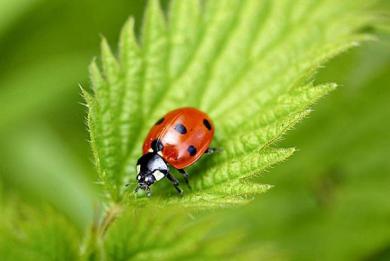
166,172,183,195
178,169,192,189
205,147,221,155
134,184,152,197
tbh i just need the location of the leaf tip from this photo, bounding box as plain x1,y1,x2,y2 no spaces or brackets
88,58,99,75
147,0,162,12
328,82,338,90
120,17,136,41
280,147,296,160
143,0,166,36
100,36,113,58
88,59,103,91
119,17,140,60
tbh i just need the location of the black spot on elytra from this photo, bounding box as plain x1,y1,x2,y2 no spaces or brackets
174,123,187,134
203,119,212,130
187,145,197,156
155,117,164,125
151,139,164,152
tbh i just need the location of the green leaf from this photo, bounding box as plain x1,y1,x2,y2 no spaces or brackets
234,39,390,260
85,0,375,205
0,200,81,261
103,206,257,260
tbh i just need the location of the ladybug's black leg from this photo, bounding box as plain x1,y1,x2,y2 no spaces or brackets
166,172,183,195
178,169,191,189
205,147,221,155
145,186,152,197
134,184,152,197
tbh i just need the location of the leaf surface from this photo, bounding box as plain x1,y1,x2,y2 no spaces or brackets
85,0,374,205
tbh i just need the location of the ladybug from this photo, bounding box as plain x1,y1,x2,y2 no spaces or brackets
135,107,217,196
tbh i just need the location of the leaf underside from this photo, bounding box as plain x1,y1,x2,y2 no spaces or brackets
84,0,373,205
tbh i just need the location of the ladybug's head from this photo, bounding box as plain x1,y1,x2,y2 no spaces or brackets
135,152,168,196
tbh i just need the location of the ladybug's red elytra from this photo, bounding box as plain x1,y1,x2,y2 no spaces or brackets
135,107,217,196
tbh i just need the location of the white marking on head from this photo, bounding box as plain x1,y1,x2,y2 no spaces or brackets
137,174,141,180
136,164,141,174
153,170,165,181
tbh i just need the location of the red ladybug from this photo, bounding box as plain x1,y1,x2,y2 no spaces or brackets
135,107,217,196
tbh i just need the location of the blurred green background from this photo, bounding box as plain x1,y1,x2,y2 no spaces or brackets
0,0,389,260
